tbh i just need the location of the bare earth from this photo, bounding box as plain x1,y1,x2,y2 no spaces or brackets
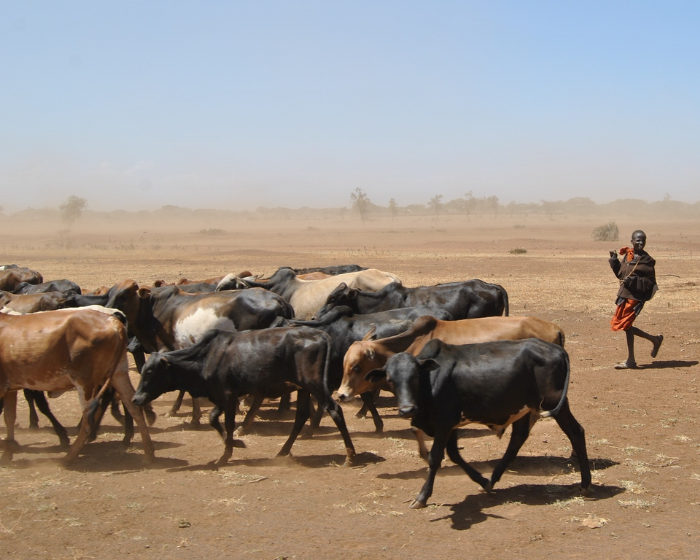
1,214,699,559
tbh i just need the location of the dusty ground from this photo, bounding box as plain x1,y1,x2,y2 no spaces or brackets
1,214,699,559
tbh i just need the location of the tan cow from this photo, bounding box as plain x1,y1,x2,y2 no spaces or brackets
338,315,565,400
219,268,403,319
0,307,155,464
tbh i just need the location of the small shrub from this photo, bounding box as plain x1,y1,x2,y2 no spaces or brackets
509,247,527,254
592,221,619,241
199,228,226,235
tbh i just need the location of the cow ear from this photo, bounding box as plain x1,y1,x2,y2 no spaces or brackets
417,358,439,372
348,289,358,300
137,287,151,299
157,355,169,367
362,325,377,341
364,368,386,383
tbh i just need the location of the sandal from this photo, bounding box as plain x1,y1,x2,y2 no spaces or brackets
651,335,664,358
614,361,638,370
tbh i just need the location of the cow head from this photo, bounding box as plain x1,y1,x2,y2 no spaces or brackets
315,283,355,317
379,353,439,418
337,339,387,400
133,353,176,405
105,280,149,324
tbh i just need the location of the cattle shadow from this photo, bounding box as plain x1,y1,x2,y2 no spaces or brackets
638,360,698,370
428,482,626,531
378,455,617,482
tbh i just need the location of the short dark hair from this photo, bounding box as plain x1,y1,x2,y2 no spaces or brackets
631,230,646,238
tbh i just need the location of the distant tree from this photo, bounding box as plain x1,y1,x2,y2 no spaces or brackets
59,195,87,228
464,191,477,220
486,195,499,219
350,188,371,223
428,194,443,219
388,198,399,220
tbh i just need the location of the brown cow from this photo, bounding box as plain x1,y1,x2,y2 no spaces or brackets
0,307,155,464
0,291,67,313
338,315,565,400
0,267,43,292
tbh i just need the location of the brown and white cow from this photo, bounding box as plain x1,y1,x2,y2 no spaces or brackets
105,280,294,424
0,307,154,464
338,314,565,400
218,267,402,319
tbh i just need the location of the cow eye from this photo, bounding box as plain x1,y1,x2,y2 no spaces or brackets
352,365,360,372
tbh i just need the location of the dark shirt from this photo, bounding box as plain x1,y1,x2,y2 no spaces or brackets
609,249,658,302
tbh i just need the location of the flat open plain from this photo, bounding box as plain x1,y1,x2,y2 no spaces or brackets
1,214,699,559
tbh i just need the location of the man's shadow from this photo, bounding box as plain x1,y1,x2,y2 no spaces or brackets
639,360,698,369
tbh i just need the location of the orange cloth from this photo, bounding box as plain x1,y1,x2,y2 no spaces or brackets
619,247,634,262
611,298,639,331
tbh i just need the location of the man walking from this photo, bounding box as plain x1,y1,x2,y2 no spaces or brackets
609,230,663,369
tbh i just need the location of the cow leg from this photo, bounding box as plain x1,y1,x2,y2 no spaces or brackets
360,391,383,433
25,390,40,429
87,387,116,442
64,388,108,466
29,390,70,449
217,400,245,467
322,397,356,464
209,405,225,439
234,396,263,437
445,430,490,490
304,402,325,438
412,427,430,462
277,393,291,414
189,396,202,428
1,391,19,463
354,389,379,419
167,390,186,416
553,400,592,492
489,415,533,490
111,370,155,464
122,403,134,447
110,395,126,426
411,430,449,509
278,390,312,457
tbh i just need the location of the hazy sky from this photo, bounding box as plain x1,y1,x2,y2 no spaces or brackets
1,1,698,212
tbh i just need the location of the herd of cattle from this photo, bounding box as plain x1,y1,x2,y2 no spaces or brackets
0,262,590,509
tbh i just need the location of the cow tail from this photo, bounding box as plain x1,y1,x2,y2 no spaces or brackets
540,350,570,418
558,329,566,348
320,331,334,401
498,285,509,316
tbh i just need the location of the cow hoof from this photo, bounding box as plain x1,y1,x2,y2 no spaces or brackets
29,423,40,431
121,438,133,448
483,480,493,493
232,439,246,449
581,485,591,496
146,412,157,426
0,452,13,464
59,438,71,449
233,427,245,437
409,500,427,510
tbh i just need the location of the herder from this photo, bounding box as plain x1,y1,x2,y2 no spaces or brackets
609,230,663,369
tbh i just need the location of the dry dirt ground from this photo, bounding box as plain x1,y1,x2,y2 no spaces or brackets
1,215,699,559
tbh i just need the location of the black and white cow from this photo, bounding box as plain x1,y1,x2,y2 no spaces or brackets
366,338,590,508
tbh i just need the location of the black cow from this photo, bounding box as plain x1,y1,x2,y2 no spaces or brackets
274,305,454,434
133,327,356,465
317,280,509,320
366,338,590,508
13,279,81,296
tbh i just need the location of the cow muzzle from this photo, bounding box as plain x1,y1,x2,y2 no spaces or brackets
398,405,418,419
132,392,148,407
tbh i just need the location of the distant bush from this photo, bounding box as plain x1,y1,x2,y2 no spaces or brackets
509,247,527,254
513,224,526,229
199,228,226,235
592,221,619,241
